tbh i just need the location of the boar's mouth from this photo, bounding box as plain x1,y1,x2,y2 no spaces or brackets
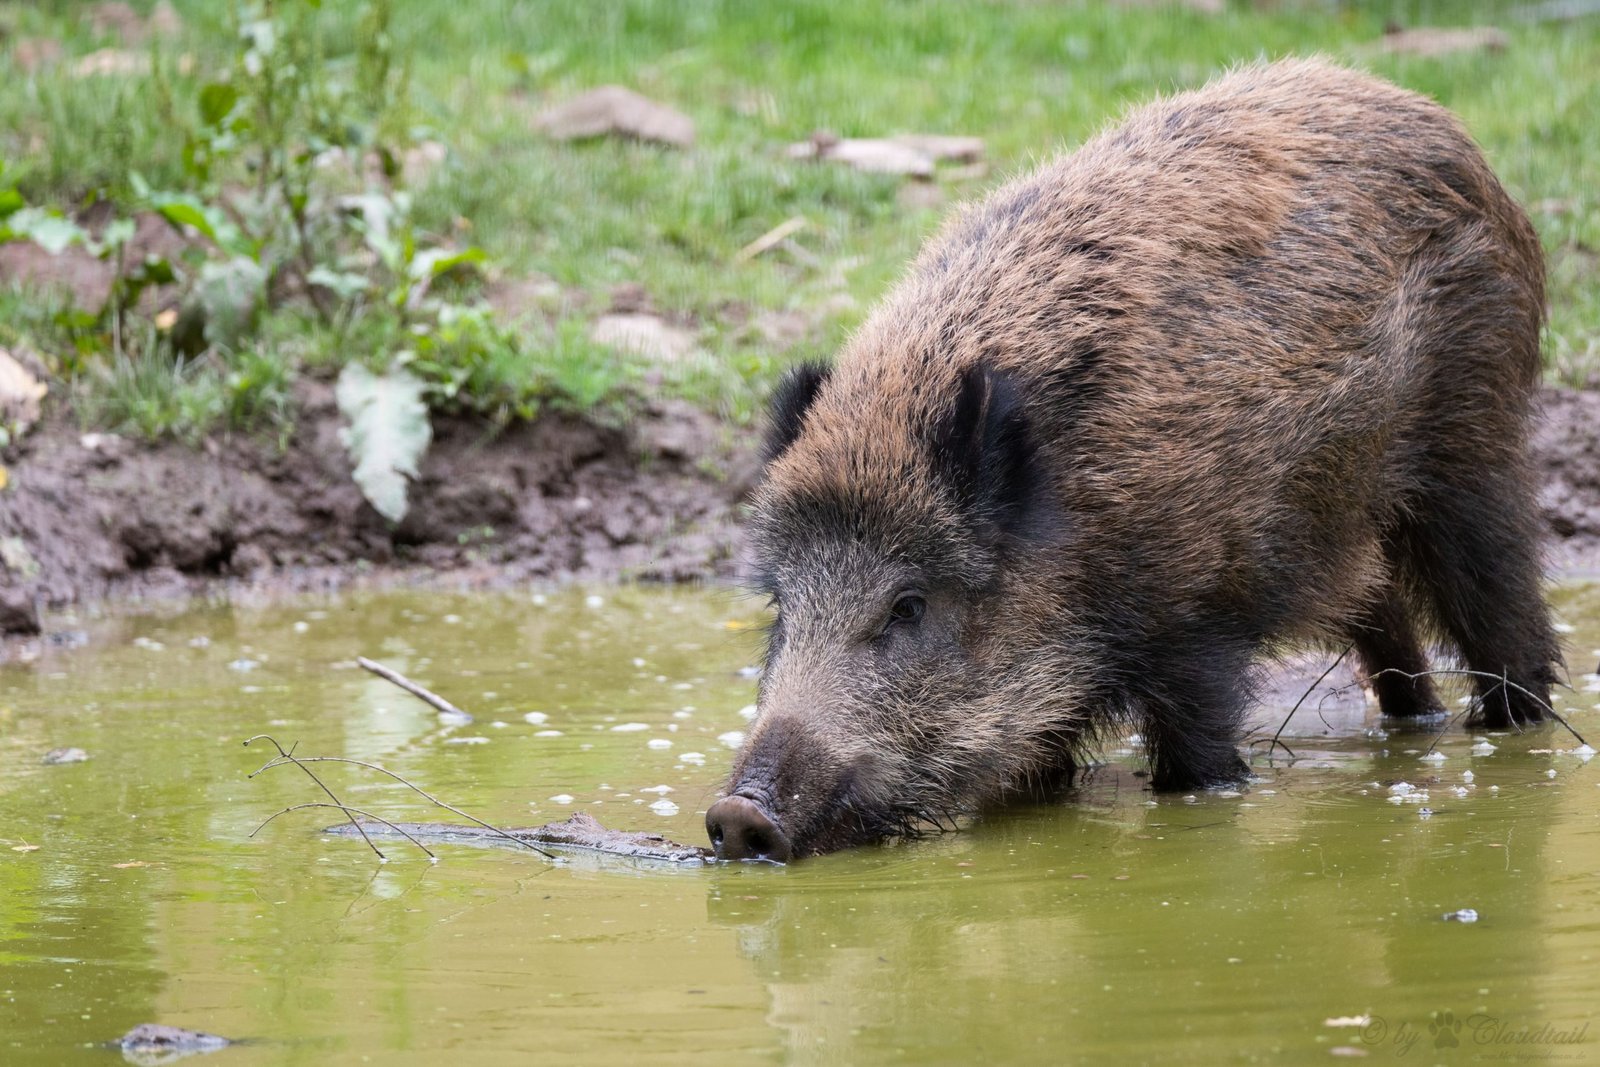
704,793,793,863
705,769,934,862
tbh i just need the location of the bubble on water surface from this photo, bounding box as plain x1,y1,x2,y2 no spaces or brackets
610,722,648,732
650,799,680,816
549,794,574,804
647,738,672,750
523,711,548,725
718,731,745,749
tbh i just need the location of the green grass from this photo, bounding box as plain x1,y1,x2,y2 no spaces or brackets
2,0,1598,443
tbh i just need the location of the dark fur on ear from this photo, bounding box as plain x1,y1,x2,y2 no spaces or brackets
930,363,1044,542
763,361,832,465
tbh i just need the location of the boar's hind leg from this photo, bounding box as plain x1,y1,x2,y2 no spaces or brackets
1396,475,1559,729
1351,584,1444,718
1140,639,1253,791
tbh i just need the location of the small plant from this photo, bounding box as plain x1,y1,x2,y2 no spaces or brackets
0,0,639,521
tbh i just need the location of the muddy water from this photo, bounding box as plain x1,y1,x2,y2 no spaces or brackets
1,584,1598,1066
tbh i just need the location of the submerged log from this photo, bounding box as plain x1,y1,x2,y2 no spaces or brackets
324,811,712,864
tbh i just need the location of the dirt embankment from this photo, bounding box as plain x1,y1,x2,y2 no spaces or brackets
1535,387,1600,568
1,385,1598,636
0,381,758,634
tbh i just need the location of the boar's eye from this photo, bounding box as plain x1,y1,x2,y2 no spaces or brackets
885,592,926,630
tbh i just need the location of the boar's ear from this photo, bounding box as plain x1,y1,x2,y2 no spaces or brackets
763,361,832,465
932,363,1044,543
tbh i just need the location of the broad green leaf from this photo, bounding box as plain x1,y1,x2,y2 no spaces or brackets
151,196,247,254
198,82,240,127
98,218,137,254
5,209,87,254
0,189,23,219
306,266,372,301
344,193,402,269
335,364,432,523
407,246,487,283
154,200,216,241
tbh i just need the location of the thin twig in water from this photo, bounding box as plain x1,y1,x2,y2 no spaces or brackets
1372,668,1588,747
1249,643,1356,762
356,657,473,721
244,734,382,859
252,753,554,859
251,803,437,861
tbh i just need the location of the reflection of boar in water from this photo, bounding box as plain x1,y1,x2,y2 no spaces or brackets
706,59,1561,862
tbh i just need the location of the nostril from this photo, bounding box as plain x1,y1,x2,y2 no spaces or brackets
705,794,793,863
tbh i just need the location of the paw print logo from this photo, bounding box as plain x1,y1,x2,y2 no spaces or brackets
1430,1010,1462,1049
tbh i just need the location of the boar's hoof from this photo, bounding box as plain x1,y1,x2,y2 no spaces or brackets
706,795,793,863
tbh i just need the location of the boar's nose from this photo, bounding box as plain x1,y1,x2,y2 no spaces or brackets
705,795,793,863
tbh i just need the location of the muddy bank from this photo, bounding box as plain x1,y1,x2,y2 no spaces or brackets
2,385,1598,637
1535,386,1600,571
0,380,757,634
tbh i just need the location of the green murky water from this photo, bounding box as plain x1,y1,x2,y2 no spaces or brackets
2,583,1599,1066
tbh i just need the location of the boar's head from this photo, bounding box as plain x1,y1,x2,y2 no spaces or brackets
707,358,1088,861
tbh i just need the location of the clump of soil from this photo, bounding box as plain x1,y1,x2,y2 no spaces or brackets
0,381,755,634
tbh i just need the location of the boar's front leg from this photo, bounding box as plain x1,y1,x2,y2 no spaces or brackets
1132,634,1253,791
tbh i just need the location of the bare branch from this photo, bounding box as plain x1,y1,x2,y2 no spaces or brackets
355,657,473,721
1248,644,1355,763
1373,668,1588,748
250,802,436,861
244,734,382,858
253,754,554,859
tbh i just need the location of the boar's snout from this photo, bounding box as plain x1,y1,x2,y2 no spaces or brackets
705,794,793,863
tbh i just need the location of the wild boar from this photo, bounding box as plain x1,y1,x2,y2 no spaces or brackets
707,59,1559,861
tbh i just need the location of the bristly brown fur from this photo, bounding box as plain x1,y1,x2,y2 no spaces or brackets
726,58,1560,858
